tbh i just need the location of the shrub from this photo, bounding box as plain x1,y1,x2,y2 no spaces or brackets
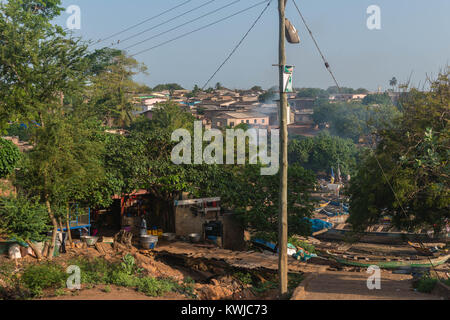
21,263,66,297
136,277,176,297
109,270,139,287
68,257,112,285
414,275,438,293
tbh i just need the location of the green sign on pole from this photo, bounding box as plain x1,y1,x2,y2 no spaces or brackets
283,65,294,93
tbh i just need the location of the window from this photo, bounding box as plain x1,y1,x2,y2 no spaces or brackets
254,119,257,124
230,122,234,127
246,120,250,124
262,119,265,123
241,120,244,123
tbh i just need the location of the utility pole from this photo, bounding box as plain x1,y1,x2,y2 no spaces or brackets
278,0,288,296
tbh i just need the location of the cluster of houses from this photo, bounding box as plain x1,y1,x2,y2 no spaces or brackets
133,88,320,136
133,88,396,136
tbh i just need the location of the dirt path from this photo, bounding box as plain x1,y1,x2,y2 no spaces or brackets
298,270,440,300
43,285,186,300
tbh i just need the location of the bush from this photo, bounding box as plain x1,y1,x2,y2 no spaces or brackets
68,257,112,285
21,263,66,297
109,270,139,287
136,277,176,297
414,275,438,293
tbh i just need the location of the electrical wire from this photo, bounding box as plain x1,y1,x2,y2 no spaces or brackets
124,0,242,51
116,0,218,46
291,0,341,92
93,0,194,46
129,0,270,57
202,0,273,89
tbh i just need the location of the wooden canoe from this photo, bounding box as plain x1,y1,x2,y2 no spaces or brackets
324,250,450,269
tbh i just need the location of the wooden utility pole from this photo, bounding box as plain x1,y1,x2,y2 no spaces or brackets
278,0,288,296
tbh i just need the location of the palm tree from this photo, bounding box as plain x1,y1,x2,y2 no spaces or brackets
389,77,398,92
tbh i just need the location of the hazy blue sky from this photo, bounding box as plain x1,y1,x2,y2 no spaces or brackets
55,0,450,91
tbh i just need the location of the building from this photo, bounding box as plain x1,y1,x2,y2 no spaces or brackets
211,111,269,129
329,93,367,102
288,97,316,110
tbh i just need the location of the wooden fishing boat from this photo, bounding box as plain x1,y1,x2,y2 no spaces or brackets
324,250,450,269
315,227,448,245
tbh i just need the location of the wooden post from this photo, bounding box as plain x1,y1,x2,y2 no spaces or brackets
278,0,288,296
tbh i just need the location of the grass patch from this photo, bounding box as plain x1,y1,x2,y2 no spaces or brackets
414,275,450,293
136,277,176,297
1,254,195,299
21,263,66,297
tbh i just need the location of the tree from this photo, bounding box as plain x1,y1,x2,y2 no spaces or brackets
14,115,107,258
348,71,449,233
0,0,89,128
313,99,400,142
251,86,263,92
153,83,184,91
258,88,278,103
215,82,223,90
362,93,392,106
288,132,362,176
389,77,398,91
87,49,148,127
0,138,21,178
0,196,50,259
231,164,316,238
296,88,328,99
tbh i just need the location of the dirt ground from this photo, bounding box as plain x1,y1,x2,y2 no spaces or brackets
43,284,186,300
298,269,442,300
2,239,448,300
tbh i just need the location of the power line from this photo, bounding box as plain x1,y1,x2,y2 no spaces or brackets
291,0,341,91
130,0,270,57
124,0,242,51
116,0,218,46
93,0,194,46
202,0,273,89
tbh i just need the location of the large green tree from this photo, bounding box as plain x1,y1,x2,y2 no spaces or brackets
14,115,107,257
348,72,449,233
288,132,361,176
86,48,147,127
0,0,88,127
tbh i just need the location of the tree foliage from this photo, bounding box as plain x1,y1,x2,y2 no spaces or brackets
0,196,50,243
348,72,450,232
86,48,147,127
288,132,361,176
0,138,21,178
231,164,316,237
313,99,400,142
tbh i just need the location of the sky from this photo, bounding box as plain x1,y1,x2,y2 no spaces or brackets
54,0,450,91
